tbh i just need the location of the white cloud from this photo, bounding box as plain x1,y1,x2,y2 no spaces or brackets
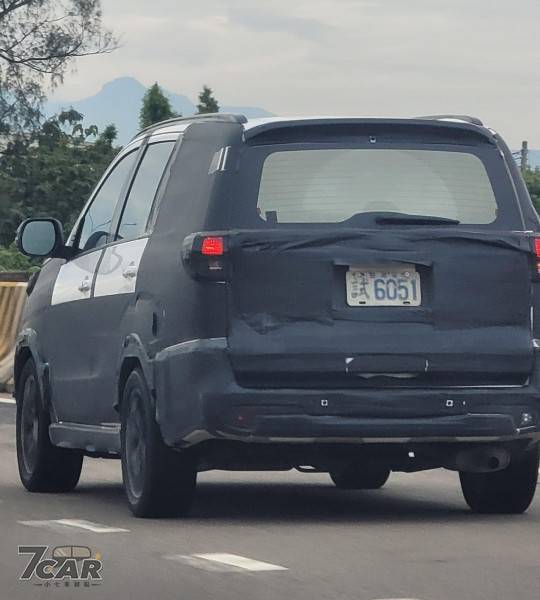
51,0,540,146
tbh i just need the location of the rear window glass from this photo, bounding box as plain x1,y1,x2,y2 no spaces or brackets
256,149,498,225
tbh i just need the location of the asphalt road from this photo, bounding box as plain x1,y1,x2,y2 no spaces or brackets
0,396,539,600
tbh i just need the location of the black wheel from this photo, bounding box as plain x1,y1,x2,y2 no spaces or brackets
120,368,197,518
329,464,391,490
460,446,539,514
16,359,83,492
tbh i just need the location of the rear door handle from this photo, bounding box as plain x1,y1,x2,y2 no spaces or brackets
78,277,91,293
122,265,138,279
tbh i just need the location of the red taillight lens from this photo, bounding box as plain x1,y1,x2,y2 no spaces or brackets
182,233,229,280
201,236,224,256
534,238,540,274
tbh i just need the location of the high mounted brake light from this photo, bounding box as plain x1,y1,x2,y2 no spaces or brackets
182,233,229,281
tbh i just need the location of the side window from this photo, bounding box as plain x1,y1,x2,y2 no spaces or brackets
116,141,175,241
77,150,138,252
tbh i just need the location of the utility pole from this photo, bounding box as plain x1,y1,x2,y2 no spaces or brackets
521,140,529,172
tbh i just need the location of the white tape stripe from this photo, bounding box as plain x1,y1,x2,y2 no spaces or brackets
0,397,15,404
220,146,231,171
193,553,287,572
19,519,129,533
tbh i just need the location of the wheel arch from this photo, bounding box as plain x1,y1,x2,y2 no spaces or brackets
14,329,49,410
116,334,155,413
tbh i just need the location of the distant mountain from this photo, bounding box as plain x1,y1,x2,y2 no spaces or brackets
42,83,540,164
45,77,273,145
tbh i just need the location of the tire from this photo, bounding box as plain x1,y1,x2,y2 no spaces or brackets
16,359,83,493
120,368,197,518
460,446,539,514
329,464,391,490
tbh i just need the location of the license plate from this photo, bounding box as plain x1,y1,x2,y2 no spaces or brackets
346,265,421,307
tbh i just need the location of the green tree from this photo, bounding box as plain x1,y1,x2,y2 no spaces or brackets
139,83,178,129
0,243,32,271
0,109,119,247
0,1,116,134
197,85,219,114
523,168,540,213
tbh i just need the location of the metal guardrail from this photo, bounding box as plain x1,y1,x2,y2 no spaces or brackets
0,273,29,392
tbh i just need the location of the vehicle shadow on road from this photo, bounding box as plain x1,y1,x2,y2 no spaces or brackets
189,482,474,524
8,477,534,525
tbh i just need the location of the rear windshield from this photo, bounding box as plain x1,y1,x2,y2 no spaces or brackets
229,143,521,229
258,149,497,224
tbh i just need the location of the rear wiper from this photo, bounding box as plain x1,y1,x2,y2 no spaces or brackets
375,214,460,226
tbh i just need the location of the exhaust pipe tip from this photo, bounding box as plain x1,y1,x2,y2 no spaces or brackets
452,447,511,474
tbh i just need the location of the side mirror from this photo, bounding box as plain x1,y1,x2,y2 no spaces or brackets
16,218,65,258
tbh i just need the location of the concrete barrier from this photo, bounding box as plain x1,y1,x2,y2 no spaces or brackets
0,277,28,392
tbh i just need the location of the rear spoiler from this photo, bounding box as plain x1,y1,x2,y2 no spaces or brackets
415,114,484,126
242,117,497,145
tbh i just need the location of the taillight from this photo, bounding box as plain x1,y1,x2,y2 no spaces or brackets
534,238,540,275
182,232,229,280
201,236,224,256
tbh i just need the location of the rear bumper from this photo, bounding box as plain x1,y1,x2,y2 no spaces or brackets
154,339,540,448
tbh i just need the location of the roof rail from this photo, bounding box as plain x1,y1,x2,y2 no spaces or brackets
132,113,248,141
415,114,484,126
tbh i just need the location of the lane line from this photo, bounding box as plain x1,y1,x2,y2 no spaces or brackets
192,553,288,572
18,519,129,533
54,519,130,533
163,555,242,573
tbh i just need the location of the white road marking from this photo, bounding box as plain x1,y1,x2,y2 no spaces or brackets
0,397,15,404
192,553,287,572
18,519,129,533
54,519,130,533
164,553,288,573
163,555,242,573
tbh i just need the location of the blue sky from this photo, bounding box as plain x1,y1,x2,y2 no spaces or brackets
51,0,540,147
